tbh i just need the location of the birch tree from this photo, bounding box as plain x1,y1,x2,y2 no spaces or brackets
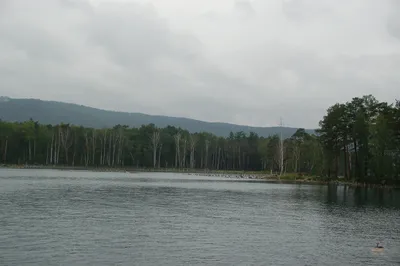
181,137,187,168
60,124,73,164
84,130,90,166
174,133,181,168
91,129,96,166
204,139,210,169
189,134,198,169
150,129,160,168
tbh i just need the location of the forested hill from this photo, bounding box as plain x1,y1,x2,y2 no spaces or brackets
0,97,313,138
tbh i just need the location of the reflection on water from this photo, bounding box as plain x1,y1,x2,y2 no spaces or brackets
325,184,400,208
0,169,399,266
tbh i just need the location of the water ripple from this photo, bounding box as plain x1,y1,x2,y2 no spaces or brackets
0,169,399,265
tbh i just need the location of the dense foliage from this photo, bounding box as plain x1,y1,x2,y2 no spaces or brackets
0,95,399,184
317,95,400,184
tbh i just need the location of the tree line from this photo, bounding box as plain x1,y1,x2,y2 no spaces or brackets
0,95,399,184
317,95,399,184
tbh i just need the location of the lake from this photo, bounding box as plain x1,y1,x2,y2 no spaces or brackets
0,169,399,265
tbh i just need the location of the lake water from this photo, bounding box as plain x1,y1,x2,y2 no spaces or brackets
0,169,399,266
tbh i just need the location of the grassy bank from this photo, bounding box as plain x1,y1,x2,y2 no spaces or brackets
278,173,399,189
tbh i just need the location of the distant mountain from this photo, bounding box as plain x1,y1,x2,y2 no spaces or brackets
0,97,315,138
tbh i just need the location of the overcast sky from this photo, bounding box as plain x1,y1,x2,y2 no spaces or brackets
0,0,399,128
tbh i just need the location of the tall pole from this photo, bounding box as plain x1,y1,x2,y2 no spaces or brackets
279,117,284,178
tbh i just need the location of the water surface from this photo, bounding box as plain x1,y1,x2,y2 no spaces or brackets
0,169,399,265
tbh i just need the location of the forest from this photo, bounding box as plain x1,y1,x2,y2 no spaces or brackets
0,95,399,184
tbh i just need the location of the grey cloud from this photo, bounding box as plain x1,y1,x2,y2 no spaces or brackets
214,43,400,126
387,2,400,40
0,0,258,122
281,0,332,22
81,1,204,69
200,11,219,21
60,0,93,9
0,0,399,128
234,0,255,18
0,25,70,63
83,3,175,66
0,0,90,63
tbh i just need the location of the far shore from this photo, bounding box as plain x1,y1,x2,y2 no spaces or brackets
1,164,398,189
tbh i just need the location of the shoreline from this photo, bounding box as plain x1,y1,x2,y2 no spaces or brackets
187,173,399,189
1,164,398,189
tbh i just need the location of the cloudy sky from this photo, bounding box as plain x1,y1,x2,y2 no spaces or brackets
0,0,399,128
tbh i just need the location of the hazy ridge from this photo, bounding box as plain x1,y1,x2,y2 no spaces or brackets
0,97,314,138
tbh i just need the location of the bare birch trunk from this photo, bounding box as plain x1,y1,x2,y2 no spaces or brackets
181,138,187,169
107,132,112,166
46,143,49,165
189,135,197,169
54,129,59,164
84,131,90,167
50,132,54,164
158,143,162,168
57,127,61,164
72,133,77,167
100,137,103,166
102,133,105,165
150,130,160,168
53,132,57,164
217,147,221,170
205,140,209,169
112,132,119,167
28,140,32,162
60,126,73,165
293,146,300,173
174,133,181,168
200,148,203,169
112,138,115,167
129,152,135,166
33,140,36,162
238,146,241,169
92,130,96,166
117,139,122,167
